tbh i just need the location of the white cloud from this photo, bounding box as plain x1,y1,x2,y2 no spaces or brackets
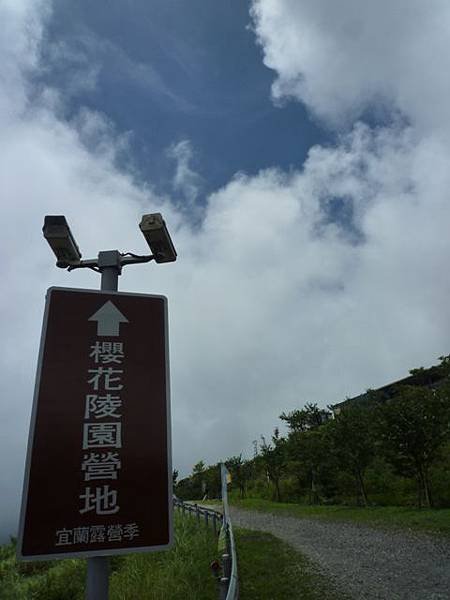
0,0,175,541
250,0,450,133
167,139,203,211
2,0,450,542
0,0,47,118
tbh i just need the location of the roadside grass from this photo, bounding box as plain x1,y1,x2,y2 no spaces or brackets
0,513,218,600
1,517,348,600
0,549,86,600
109,514,217,600
231,498,450,536
235,527,348,600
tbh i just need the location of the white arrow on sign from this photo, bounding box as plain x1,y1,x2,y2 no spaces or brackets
88,301,129,336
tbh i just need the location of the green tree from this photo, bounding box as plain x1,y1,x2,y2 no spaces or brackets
225,454,253,499
190,461,206,499
280,403,330,432
325,403,375,506
376,385,450,508
281,403,332,503
175,476,196,500
203,463,221,498
259,429,287,502
286,428,330,504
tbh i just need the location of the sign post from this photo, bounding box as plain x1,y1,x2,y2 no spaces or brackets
88,251,120,600
18,242,174,599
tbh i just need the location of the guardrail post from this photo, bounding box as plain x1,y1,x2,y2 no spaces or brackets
212,513,217,536
219,551,231,600
195,504,200,525
222,552,231,580
205,511,209,528
219,576,229,600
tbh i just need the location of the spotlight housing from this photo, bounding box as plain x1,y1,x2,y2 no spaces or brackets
42,215,82,268
139,213,177,263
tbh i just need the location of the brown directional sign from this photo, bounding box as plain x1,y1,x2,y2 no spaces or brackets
18,287,172,560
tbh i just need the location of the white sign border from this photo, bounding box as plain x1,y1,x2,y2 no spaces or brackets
17,286,173,561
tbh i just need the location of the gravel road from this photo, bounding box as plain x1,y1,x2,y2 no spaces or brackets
229,507,450,600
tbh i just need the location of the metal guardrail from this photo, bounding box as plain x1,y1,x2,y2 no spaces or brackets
173,463,239,600
221,519,238,600
219,463,239,600
173,497,223,536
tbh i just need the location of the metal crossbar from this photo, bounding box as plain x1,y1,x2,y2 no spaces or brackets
173,498,223,536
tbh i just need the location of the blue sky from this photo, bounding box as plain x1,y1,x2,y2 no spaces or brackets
40,0,324,202
2,0,450,540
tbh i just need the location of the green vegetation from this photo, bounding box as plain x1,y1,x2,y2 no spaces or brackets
1,516,346,599
0,513,217,600
236,528,348,600
109,514,217,600
232,499,450,537
177,356,450,521
0,545,86,600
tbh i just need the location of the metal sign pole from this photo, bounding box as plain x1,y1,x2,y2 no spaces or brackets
220,463,230,525
86,251,120,600
86,556,109,600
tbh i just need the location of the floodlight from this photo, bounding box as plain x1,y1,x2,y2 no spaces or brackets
139,213,177,263
42,215,82,268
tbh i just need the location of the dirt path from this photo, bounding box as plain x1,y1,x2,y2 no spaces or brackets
229,506,450,600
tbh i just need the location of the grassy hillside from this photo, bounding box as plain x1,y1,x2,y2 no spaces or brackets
231,498,450,537
0,512,345,599
0,513,217,600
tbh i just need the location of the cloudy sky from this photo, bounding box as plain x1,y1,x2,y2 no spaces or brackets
2,0,450,540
